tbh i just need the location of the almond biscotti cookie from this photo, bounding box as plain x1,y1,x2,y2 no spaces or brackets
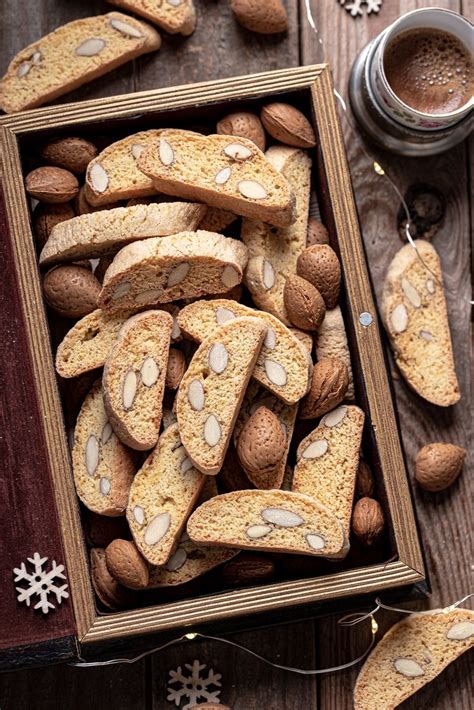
233,381,298,490
0,14,161,114
40,202,206,266
354,608,474,710
314,306,355,399
56,309,133,378
84,130,169,206
242,146,312,324
187,489,346,557
98,231,248,312
137,130,296,227
107,0,197,35
103,310,173,450
293,405,365,540
126,423,206,565
177,299,311,405
72,382,136,516
381,240,460,406
176,316,266,475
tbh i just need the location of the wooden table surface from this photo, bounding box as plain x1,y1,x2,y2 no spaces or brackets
0,1,471,708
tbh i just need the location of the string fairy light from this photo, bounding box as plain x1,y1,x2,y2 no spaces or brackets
69,593,472,671
303,0,473,305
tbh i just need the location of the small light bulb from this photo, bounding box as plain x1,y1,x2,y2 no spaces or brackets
371,618,379,634
373,162,385,176
185,632,197,640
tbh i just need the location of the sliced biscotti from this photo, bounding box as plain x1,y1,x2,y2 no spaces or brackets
137,130,296,227
103,310,173,450
39,202,206,266
381,240,460,406
0,14,161,114
233,381,298,490
354,608,474,710
72,382,136,516
242,146,312,323
176,316,266,475
98,231,248,312
293,405,365,540
177,299,311,404
126,423,206,565
187,489,346,557
85,130,166,206
314,306,355,399
56,309,133,378
107,0,197,35
198,207,238,233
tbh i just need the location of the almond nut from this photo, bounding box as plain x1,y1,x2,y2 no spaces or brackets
393,658,425,678
159,138,174,166
224,142,253,161
40,137,98,175
307,218,329,246
188,380,205,411
299,357,349,419
351,497,385,546
221,265,240,289
355,460,375,498
215,167,232,185
390,303,408,333
76,38,106,56
85,435,100,476
25,166,79,204
33,202,75,249
204,414,221,447
230,0,288,34
43,265,100,318
446,621,474,640
89,163,109,194
401,277,422,308
296,244,341,309
105,539,149,589
261,508,303,527
261,103,316,148
415,442,466,492
216,112,266,151
283,274,326,331
238,180,267,200
264,359,287,387
216,306,236,325
208,343,229,374
236,405,286,479
140,357,160,387
167,262,190,288
301,439,328,459
122,370,138,410
246,524,272,539
165,348,186,390
306,533,326,550
222,553,275,585
109,17,143,38
144,512,171,546
322,405,347,428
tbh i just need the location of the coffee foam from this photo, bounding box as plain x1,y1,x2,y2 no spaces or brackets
384,28,473,115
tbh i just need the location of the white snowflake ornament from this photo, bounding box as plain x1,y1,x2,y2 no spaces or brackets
14,552,69,614
338,0,382,17
167,659,222,709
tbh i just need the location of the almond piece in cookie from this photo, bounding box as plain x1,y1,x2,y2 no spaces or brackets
236,406,286,489
293,405,365,541
354,608,474,710
72,382,136,516
103,310,173,450
299,357,349,419
176,316,266,475
187,489,346,557
98,231,248,313
381,240,460,406
126,423,206,566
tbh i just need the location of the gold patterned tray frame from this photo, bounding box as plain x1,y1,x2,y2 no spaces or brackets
0,65,425,648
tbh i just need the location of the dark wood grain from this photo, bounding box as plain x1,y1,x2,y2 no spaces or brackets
0,0,471,708
300,1,472,709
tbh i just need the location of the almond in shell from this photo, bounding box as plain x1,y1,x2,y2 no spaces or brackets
283,274,326,331
230,0,288,34
217,111,266,152
236,405,286,484
43,265,101,318
261,103,316,148
40,136,98,175
25,166,79,204
297,244,341,309
415,443,466,492
299,356,349,419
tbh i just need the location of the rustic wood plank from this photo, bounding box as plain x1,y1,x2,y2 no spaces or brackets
300,1,472,708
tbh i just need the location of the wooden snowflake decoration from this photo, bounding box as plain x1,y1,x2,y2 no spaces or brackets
339,0,383,17
14,552,69,614
167,659,222,709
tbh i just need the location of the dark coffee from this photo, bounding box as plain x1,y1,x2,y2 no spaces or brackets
384,27,473,115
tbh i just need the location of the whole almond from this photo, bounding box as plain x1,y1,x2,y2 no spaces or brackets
299,357,348,419
33,201,75,249
25,166,79,204
222,553,275,586
40,136,98,175
230,0,288,34
237,405,286,477
105,539,149,589
356,459,375,498
165,348,187,390
90,548,137,611
83,510,131,548
217,111,266,152
415,443,466,492
261,103,316,148
352,497,385,545
297,244,341,309
43,265,100,318
307,217,329,246
283,274,326,331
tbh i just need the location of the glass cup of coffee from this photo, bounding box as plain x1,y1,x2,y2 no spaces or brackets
349,8,473,155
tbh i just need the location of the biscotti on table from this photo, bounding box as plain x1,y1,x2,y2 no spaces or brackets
0,13,161,113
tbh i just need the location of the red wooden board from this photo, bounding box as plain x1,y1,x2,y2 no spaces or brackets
0,187,77,666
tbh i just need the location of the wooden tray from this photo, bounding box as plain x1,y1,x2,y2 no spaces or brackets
0,64,425,670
